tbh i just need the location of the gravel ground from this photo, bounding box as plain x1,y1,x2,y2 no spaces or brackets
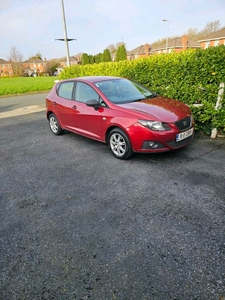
0,111,225,300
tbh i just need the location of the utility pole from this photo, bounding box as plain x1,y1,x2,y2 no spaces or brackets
55,0,77,66
61,0,70,66
163,19,169,53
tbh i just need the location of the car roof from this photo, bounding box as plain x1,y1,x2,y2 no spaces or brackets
62,76,123,84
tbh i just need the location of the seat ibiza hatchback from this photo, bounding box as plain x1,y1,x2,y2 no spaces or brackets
46,76,194,159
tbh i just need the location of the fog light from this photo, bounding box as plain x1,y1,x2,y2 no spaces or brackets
142,141,165,150
149,141,159,149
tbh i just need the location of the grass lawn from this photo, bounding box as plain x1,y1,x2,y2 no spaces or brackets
0,76,59,97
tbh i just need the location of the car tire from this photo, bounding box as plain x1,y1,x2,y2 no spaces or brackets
109,128,134,159
49,113,64,135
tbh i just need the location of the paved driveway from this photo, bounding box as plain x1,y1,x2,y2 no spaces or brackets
0,107,225,299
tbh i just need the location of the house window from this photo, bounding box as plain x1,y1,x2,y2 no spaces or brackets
214,40,219,46
205,41,210,49
169,49,172,53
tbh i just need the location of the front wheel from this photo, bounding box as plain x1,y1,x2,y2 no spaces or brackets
109,128,133,159
49,113,64,135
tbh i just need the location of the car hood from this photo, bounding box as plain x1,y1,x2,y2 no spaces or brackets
119,96,191,122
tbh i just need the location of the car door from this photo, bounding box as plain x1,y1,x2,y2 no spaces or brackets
68,82,104,141
53,81,76,128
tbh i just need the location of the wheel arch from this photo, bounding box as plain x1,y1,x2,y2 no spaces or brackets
47,110,53,120
48,112,64,135
105,125,132,146
107,126,134,159
47,111,65,131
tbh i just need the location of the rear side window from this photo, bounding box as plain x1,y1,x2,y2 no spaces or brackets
57,82,74,100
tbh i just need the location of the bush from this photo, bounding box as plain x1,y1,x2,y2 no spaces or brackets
59,45,225,135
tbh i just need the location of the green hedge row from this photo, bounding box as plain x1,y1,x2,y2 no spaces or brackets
60,45,225,135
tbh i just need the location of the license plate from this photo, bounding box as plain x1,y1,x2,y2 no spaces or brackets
176,128,193,142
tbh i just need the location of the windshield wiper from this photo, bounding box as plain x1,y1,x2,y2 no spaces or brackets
146,94,157,99
132,94,157,102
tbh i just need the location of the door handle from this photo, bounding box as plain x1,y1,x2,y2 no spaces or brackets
53,101,57,105
72,105,77,109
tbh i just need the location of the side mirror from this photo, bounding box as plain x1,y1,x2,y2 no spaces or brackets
86,99,99,110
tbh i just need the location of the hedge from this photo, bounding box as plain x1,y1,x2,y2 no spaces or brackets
59,45,225,135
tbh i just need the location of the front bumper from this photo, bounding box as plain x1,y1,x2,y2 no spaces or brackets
127,122,195,153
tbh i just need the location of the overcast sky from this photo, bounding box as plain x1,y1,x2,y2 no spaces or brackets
0,0,224,61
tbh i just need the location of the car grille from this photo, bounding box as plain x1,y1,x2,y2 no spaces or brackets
175,117,191,131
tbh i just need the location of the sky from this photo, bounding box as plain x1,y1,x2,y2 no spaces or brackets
0,0,225,61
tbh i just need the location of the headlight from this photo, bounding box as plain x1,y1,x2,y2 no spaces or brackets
138,120,171,131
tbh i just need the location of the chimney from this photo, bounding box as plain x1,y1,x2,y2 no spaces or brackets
145,43,149,57
182,35,188,50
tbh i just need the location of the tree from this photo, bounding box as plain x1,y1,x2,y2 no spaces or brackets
202,20,221,35
8,46,23,76
81,53,89,65
151,20,222,47
150,37,168,48
185,28,199,41
89,55,95,64
106,42,126,55
29,52,42,60
106,44,116,54
102,49,111,62
116,42,126,49
115,44,127,61
94,53,103,63
184,20,221,41
196,20,221,40
78,41,125,65
47,59,60,75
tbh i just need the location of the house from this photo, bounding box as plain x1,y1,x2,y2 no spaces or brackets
0,58,13,76
198,27,225,49
127,44,152,60
58,56,80,68
22,58,48,76
153,35,201,54
126,36,200,60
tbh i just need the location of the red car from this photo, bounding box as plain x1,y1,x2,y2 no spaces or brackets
46,76,194,159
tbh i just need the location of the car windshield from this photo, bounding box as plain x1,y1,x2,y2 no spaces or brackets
94,79,156,104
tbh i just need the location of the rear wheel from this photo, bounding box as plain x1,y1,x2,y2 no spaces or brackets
49,113,64,135
109,128,133,159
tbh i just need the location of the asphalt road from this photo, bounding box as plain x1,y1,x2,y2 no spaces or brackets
0,94,225,299
0,93,47,119
0,93,48,111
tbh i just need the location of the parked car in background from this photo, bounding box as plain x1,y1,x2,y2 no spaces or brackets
46,76,194,159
